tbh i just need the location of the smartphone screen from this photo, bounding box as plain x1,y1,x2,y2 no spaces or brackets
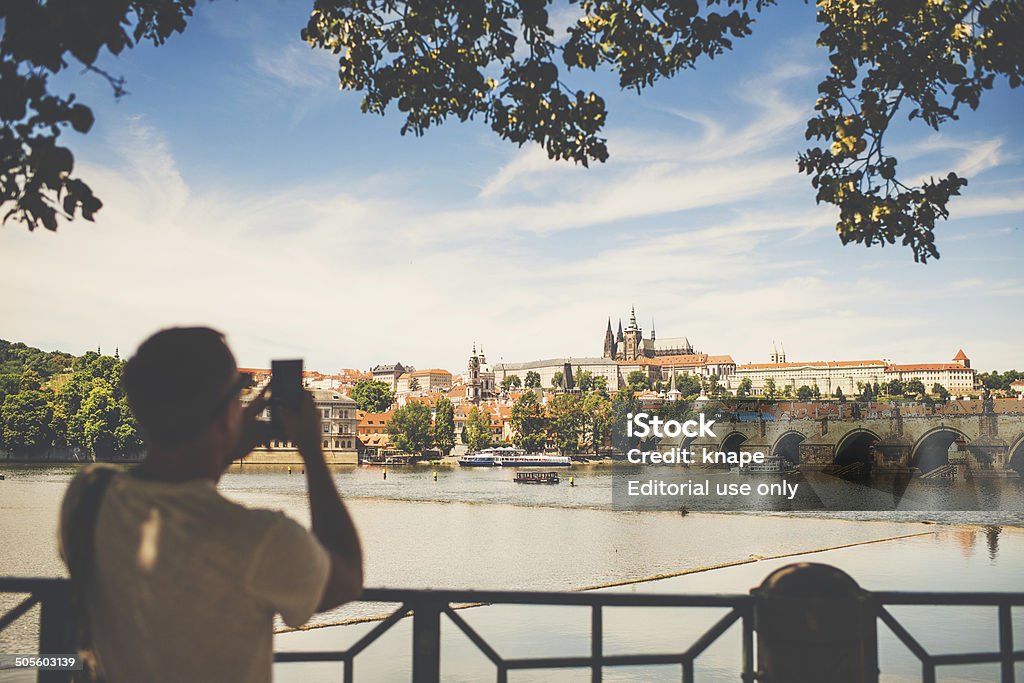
271,359,303,414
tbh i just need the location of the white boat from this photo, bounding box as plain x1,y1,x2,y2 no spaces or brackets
731,455,798,474
458,447,571,467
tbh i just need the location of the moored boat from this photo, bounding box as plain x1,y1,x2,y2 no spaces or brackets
458,447,571,467
732,455,799,474
457,452,500,467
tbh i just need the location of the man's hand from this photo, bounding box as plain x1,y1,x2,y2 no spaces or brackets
279,390,324,460
225,384,271,466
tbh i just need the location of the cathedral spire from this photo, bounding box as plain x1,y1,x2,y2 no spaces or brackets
650,319,655,342
616,319,624,343
603,318,616,359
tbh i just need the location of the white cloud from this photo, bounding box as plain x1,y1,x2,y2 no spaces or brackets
896,133,1010,185
476,58,814,214
254,41,338,90
2,83,1022,373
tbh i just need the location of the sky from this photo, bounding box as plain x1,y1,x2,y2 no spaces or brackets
2,1,1022,374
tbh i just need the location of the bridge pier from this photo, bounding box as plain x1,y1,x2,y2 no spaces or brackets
964,436,1018,478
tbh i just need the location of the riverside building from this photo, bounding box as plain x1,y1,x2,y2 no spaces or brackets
242,388,358,464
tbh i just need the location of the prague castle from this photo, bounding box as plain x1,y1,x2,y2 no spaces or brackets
602,307,695,360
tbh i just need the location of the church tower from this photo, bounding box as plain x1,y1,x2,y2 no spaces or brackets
623,307,642,361
603,319,616,359
467,344,482,404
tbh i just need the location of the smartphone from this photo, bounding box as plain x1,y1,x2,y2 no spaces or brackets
270,359,303,432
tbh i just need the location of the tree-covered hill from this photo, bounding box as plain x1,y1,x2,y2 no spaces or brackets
0,339,76,379
0,339,138,459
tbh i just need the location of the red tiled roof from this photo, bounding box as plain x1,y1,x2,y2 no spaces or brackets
886,363,972,373
358,409,394,425
617,354,702,367
953,349,969,361
739,360,886,370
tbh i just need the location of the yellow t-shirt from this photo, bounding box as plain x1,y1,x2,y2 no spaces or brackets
61,468,330,683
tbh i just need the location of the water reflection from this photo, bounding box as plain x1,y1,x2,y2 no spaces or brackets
985,524,1001,561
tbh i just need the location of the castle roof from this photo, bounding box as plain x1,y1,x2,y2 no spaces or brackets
953,349,969,361
886,363,971,373
495,357,614,371
625,354,707,367
651,336,692,352
738,360,887,370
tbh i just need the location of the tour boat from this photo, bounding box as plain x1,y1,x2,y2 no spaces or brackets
514,471,560,485
458,447,571,468
498,452,572,467
731,455,799,475
457,452,500,467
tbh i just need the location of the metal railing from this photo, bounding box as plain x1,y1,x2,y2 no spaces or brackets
275,588,756,683
2,568,1022,682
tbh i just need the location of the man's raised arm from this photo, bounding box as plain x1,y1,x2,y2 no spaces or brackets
282,392,364,610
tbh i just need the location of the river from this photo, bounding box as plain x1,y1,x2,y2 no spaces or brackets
1,464,1022,681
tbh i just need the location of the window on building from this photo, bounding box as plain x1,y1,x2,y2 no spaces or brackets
323,440,329,448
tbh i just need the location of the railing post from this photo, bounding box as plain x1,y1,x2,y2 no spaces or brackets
411,597,442,683
753,562,879,683
999,603,1015,683
37,582,74,683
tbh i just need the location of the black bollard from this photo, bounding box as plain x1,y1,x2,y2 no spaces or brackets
753,562,879,683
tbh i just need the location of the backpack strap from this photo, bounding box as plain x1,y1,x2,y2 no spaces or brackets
61,466,117,682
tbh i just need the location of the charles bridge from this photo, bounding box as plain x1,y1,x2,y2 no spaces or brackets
672,399,1024,478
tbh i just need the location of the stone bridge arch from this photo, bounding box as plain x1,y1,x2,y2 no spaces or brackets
720,430,748,454
910,426,971,474
1009,433,1024,478
772,430,807,465
834,428,882,470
